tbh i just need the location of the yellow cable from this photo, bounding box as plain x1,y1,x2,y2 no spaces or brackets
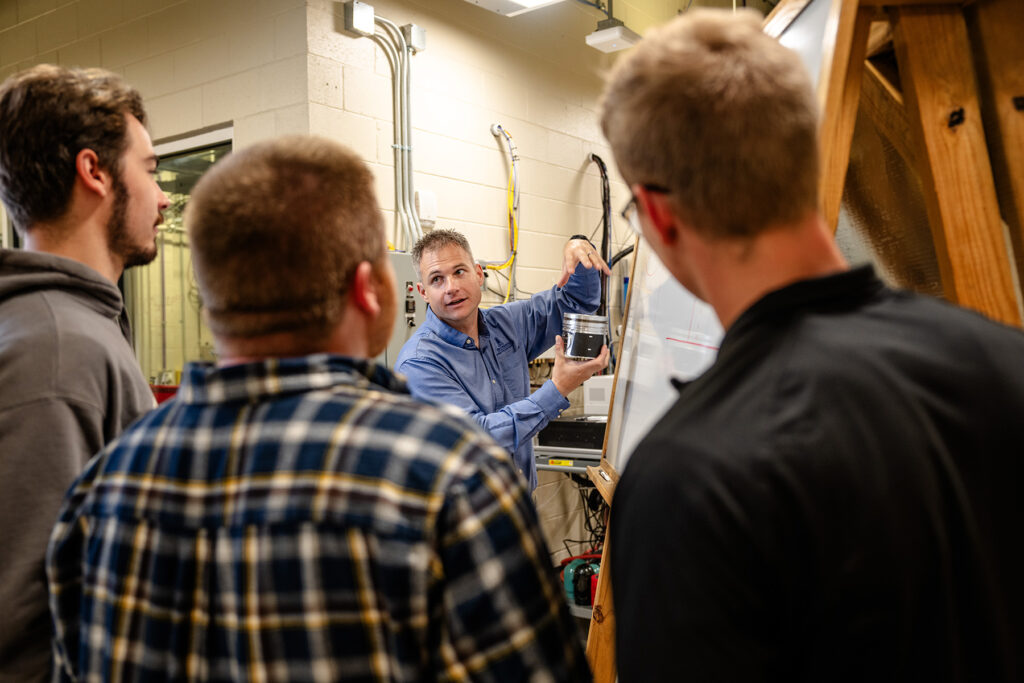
485,129,520,303
487,164,518,271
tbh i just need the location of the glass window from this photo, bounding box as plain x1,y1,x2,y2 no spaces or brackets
124,142,231,385
0,204,18,249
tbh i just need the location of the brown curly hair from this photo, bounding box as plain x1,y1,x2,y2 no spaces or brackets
0,64,146,234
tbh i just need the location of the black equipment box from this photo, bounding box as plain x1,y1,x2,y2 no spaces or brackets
537,417,607,450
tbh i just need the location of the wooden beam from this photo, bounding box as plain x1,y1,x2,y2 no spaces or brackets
585,460,620,683
891,5,1022,325
819,4,873,232
860,60,916,166
585,533,616,683
971,0,1024,288
866,20,892,57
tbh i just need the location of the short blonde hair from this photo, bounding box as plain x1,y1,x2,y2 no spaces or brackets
600,8,819,239
186,136,385,338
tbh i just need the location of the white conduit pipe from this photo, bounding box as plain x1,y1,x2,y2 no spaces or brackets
377,17,422,243
371,17,422,249
493,124,520,298
369,32,412,249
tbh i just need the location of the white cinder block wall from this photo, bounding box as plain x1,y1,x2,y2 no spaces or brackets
306,0,637,300
0,0,314,383
0,0,767,561
307,0,639,563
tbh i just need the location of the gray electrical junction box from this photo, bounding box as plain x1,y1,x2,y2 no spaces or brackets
376,250,426,369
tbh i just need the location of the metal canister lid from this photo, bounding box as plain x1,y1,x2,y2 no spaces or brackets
563,313,608,336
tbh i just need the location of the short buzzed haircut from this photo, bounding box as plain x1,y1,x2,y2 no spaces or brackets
411,229,475,279
0,64,146,235
186,136,385,338
600,9,820,239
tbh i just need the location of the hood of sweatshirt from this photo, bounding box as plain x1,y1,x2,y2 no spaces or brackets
0,248,126,320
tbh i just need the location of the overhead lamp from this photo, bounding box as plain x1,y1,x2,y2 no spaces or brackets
585,17,641,53
461,0,566,17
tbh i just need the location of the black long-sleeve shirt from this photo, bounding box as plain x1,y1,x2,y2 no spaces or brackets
612,266,1024,682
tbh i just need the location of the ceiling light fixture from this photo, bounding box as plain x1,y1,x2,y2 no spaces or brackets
461,0,566,17
586,17,641,52
584,0,640,53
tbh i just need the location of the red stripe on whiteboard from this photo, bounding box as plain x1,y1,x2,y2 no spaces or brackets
666,337,719,351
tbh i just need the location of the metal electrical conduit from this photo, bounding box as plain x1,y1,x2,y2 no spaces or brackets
369,15,423,250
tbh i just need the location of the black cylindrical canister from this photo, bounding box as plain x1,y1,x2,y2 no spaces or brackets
563,313,608,361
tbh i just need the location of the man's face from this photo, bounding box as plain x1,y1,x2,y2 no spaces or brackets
417,244,484,334
107,114,169,269
367,251,397,358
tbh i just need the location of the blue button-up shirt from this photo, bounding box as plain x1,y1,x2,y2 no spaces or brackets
396,263,601,490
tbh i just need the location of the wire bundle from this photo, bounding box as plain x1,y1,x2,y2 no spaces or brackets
488,124,520,303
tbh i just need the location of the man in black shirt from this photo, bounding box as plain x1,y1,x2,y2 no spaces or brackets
599,8,1024,682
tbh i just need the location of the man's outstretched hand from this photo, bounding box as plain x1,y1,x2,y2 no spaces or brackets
551,334,610,397
558,238,611,287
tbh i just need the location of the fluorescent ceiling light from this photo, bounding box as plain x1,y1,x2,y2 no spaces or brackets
586,21,641,53
461,0,565,17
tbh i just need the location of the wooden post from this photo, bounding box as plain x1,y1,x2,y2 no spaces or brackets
891,5,1022,325
585,459,619,683
818,3,874,232
971,0,1024,294
860,60,915,167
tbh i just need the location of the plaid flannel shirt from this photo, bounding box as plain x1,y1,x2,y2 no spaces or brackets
47,355,589,682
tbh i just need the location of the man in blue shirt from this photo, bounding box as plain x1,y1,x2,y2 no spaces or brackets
396,228,609,490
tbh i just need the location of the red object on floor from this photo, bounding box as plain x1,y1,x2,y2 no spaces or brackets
151,385,178,404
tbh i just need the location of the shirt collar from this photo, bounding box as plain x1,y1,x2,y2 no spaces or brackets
176,353,408,405
424,305,488,349
720,264,885,356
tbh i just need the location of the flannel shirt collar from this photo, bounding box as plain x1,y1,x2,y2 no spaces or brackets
176,354,408,405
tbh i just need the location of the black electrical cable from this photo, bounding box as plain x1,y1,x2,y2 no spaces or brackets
589,153,612,318
608,244,634,269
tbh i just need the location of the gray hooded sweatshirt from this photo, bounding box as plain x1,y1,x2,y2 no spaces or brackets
0,249,155,682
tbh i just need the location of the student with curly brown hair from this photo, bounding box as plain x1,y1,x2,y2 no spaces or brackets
0,65,167,681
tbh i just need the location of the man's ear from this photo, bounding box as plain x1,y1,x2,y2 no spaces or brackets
416,281,428,301
75,148,111,198
637,185,679,247
474,262,484,287
350,261,381,317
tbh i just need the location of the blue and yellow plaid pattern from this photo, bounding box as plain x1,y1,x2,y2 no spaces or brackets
47,355,589,682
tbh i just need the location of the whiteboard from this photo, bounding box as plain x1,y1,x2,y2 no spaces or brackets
603,239,722,471
776,0,833,89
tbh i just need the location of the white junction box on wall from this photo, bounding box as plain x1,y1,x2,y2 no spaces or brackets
343,1,375,37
